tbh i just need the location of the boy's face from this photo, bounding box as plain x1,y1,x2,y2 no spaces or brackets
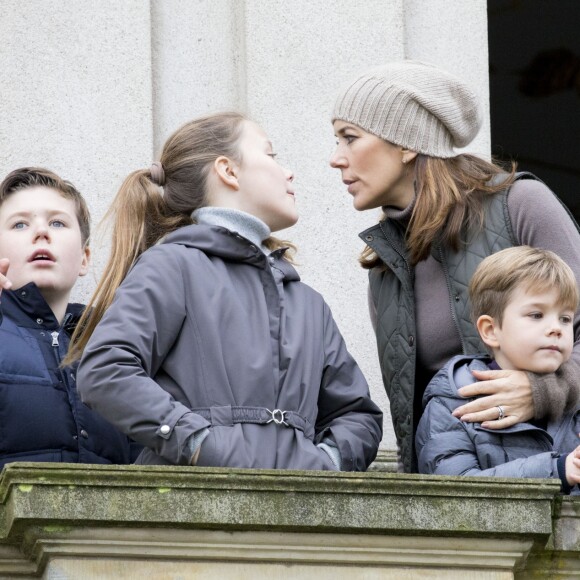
0,186,90,301
480,286,575,373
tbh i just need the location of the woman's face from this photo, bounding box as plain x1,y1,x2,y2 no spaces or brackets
330,121,416,211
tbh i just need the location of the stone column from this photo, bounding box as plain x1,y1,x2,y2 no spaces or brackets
150,0,245,153
0,0,154,299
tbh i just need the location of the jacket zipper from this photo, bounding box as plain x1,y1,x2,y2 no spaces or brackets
438,244,467,354
378,221,412,279
51,313,72,359
378,219,415,467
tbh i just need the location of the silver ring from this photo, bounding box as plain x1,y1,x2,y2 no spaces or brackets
496,405,505,421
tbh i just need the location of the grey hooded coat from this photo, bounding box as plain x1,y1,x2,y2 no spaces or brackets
77,225,382,471
416,355,580,491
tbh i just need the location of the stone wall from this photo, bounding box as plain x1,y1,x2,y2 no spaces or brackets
0,0,489,449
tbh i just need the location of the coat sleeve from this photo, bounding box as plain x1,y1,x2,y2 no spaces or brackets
314,302,383,471
416,397,560,480
77,246,210,465
509,179,580,419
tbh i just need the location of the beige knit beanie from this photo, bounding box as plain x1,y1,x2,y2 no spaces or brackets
332,60,483,158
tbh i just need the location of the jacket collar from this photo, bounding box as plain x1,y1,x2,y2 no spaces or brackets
422,354,491,406
1,283,83,332
268,248,300,282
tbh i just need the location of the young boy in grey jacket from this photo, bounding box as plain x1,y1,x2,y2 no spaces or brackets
416,246,580,493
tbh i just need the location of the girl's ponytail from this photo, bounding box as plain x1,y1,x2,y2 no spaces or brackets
64,169,191,365
66,111,278,364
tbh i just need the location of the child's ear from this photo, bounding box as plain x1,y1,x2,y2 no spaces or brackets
78,246,90,278
213,156,240,190
476,315,500,349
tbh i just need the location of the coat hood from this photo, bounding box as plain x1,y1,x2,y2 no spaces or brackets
163,224,300,282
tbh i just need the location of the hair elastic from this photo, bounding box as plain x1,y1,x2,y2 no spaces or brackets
150,161,166,186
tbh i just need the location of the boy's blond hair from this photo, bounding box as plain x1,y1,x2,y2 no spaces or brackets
469,246,579,326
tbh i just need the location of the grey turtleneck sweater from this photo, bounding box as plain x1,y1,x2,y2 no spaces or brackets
192,207,271,254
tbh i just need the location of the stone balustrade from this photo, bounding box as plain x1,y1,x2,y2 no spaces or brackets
0,458,577,579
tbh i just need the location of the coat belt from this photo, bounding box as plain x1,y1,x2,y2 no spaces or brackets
191,405,314,439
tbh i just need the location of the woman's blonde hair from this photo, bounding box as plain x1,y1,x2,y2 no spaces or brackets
469,246,579,326
360,153,517,268
66,112,294,364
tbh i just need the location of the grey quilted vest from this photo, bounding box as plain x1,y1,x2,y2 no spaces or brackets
360,174,537,473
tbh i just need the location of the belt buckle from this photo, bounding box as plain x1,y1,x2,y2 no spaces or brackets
266,408,288,426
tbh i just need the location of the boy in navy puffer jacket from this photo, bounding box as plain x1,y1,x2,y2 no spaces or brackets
416,246,580,493
0,167,137,468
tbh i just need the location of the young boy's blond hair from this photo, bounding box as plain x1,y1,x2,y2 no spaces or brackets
469,246,579,326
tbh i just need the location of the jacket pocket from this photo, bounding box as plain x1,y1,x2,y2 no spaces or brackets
292,430,339,471
195,429,219,466
317,445,340,471
474,422,553,448
133,448,174,465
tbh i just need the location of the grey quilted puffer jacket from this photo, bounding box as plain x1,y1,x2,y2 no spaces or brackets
416,355,580,492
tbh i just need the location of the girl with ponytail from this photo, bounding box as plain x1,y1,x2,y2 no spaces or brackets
73,112,382,470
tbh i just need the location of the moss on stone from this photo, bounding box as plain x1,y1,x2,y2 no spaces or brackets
0,462,575,578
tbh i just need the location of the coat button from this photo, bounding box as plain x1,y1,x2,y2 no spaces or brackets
80,430,89,439
160,425,171,435
454,294,460,302
409,335,415,346
36,318,43,324
365,235,374,242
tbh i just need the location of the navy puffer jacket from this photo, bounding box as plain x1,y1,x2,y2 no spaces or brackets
0,283,136,469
